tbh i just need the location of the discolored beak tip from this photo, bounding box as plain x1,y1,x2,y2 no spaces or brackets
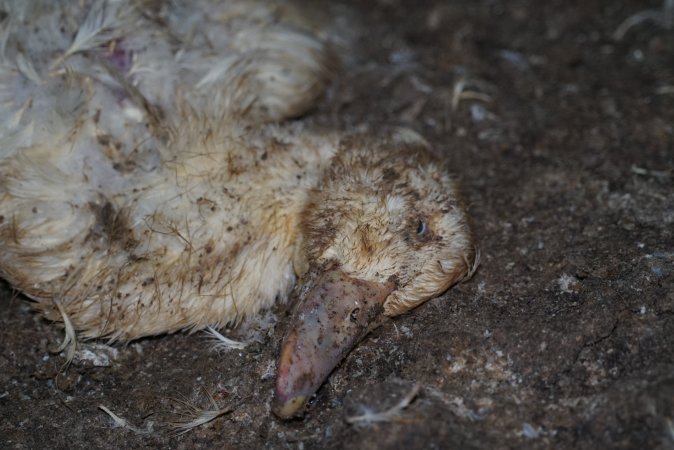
272,330,308,418
272,268,395,419
273,395,306,419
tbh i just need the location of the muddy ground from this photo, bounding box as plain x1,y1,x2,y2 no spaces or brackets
2,0,673,448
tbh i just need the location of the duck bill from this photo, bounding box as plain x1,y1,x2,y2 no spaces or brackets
272,267,395,419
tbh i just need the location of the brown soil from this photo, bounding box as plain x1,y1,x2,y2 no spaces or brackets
2,0,673,448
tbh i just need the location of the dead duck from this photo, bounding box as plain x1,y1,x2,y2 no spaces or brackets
0,0,476,418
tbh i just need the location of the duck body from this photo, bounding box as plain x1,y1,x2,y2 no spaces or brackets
0,0,475,418
1,0,336,340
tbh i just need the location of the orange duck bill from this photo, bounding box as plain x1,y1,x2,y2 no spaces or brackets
272,266,396,419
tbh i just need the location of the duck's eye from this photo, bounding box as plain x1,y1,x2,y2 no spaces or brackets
349,307,361,322
416,221,427,235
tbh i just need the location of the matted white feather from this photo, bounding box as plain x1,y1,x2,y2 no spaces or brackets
0,0,340,340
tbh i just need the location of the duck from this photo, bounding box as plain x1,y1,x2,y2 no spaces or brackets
0,0,476,419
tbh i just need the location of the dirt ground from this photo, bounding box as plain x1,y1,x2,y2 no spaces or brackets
2,0,673,448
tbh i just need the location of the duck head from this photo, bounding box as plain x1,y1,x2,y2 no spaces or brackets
273,132,476,418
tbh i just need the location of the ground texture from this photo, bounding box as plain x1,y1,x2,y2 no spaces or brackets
2,0,673,448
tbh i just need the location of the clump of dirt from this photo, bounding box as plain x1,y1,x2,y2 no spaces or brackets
2,0,673,448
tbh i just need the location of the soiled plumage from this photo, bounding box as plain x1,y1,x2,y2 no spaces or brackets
0,0,476,417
